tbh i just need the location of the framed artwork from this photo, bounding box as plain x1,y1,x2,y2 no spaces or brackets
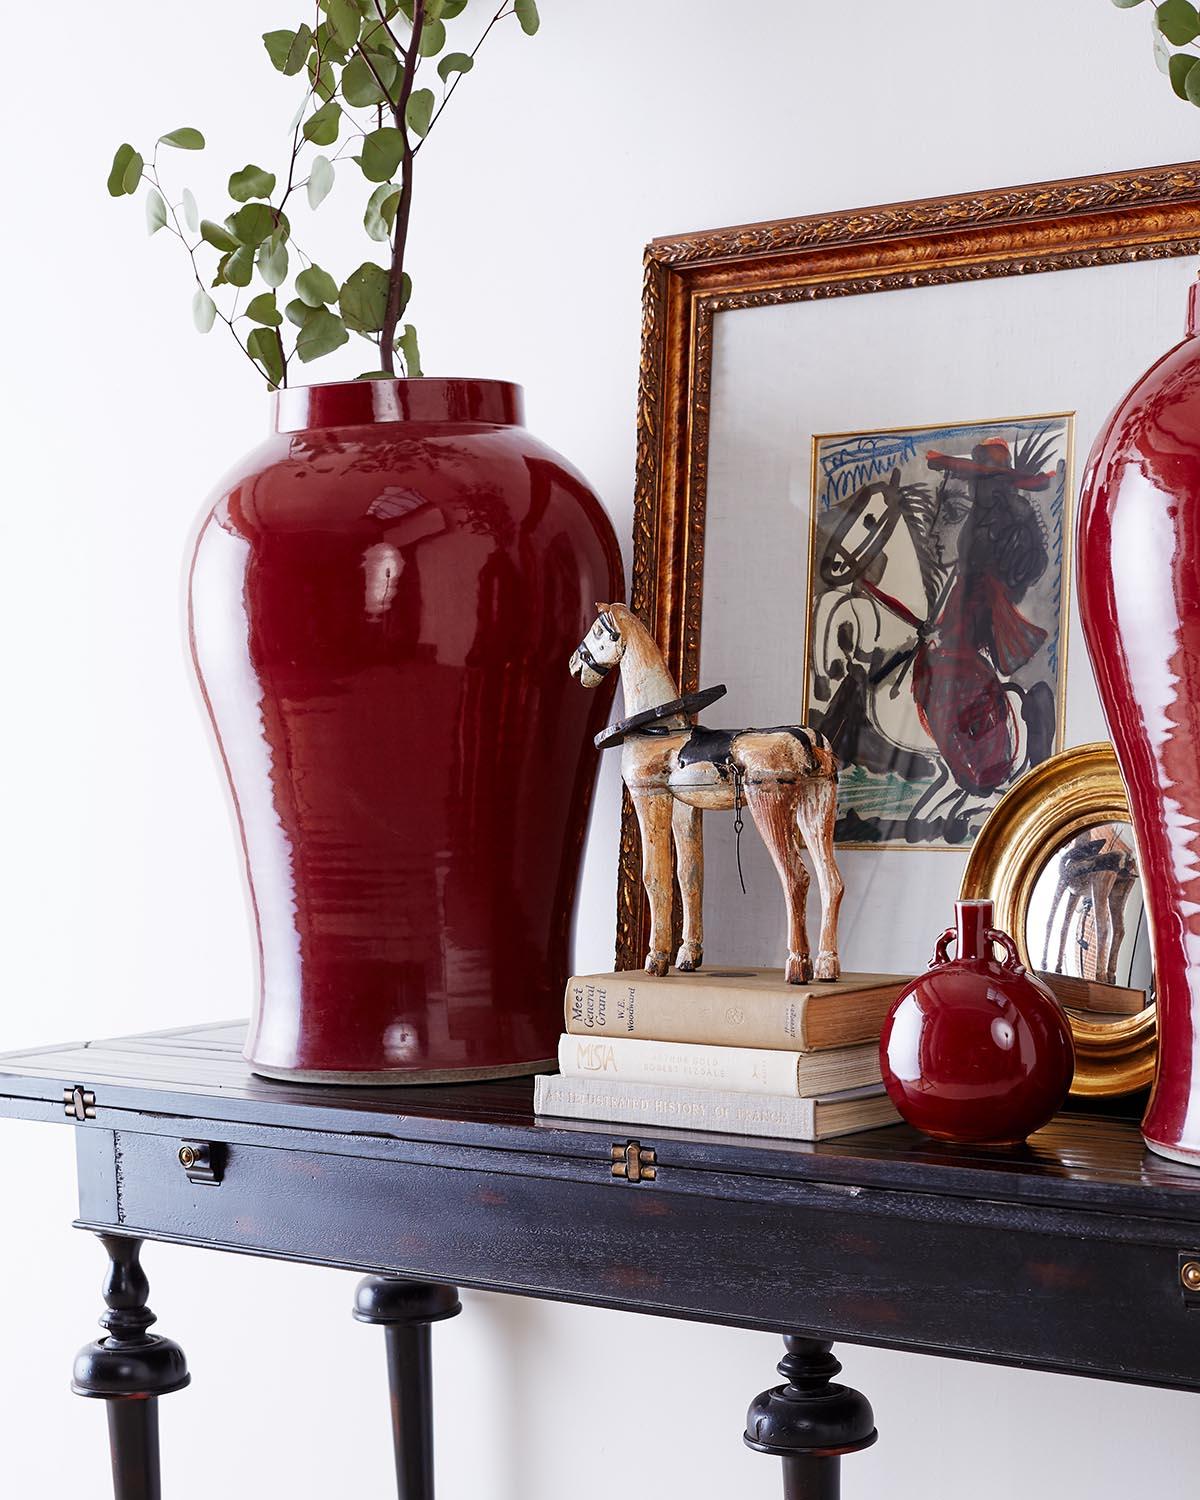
617,162,1200,975
806,412,1073,849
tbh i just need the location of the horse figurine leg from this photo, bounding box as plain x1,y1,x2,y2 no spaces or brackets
630,788,674,976
671,801,704,972
744,780,813,985
796,777,843,981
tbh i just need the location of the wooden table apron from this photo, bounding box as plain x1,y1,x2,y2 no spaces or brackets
3,1024,1200,1394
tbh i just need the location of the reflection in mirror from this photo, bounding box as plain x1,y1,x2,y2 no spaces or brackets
1026,822,1152,1022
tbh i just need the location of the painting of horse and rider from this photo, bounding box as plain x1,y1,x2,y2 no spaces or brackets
807,413,1072,850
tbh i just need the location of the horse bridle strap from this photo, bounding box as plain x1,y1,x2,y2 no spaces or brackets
594,684,728,750
577,610,622,678
576,639,613,678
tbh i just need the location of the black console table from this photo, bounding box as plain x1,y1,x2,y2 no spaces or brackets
3,1020,1199,1500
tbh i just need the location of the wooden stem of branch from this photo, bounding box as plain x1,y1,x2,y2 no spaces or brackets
379,0,425,374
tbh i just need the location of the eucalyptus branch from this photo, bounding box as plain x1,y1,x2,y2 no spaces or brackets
109,0,542,388
145,161,258,373
378,0,426,374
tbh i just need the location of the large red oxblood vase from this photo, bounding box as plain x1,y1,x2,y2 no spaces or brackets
1078,280,1200,1164
879,899,1075,1145
188,378,623,1083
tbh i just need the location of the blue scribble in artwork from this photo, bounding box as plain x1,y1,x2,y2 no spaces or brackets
808,415,1072,849
819,432,920,501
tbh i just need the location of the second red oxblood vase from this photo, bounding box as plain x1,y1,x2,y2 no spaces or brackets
1077,279,1200,1164
879,899,1074,1145
189,377,623,1083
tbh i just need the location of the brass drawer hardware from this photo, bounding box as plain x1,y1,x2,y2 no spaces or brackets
611,1141,657,1183
1180,1255,1200,1305
63,1086,96,1121
177,1140,223,1187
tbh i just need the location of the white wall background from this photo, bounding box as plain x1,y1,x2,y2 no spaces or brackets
2,1,1198,1493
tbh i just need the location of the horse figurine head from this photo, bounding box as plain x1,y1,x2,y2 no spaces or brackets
568,604,626,689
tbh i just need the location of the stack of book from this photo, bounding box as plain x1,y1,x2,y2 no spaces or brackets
534,968,910,1142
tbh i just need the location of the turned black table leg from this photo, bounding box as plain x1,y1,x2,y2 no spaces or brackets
745,1336,876,1500
354,1277,461,1500
72,1235,190,1500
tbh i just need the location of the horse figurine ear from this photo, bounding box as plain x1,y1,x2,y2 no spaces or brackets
594,601,610,613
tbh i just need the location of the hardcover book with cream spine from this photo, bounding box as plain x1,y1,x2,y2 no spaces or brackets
564,970,908,1051
533,1074,898,1142
557,1033,881,1097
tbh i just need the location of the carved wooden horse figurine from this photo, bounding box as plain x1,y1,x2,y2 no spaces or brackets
569,603,843,984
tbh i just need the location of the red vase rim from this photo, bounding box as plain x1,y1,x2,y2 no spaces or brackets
274,377,525,433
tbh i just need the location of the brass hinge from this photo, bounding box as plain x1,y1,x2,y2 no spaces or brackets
611,1140,657,1183
63,1085,96,1121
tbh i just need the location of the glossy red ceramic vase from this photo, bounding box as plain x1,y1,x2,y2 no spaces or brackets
879,900,1075,1145
1078,280,1200,1163
189,378,623,1083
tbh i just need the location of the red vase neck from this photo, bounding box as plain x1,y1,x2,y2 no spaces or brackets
274,377,525,433
955,899,993,961
1186,279,1200,338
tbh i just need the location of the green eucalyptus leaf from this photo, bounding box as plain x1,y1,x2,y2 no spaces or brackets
1112,0,1148,7
192,287,217,333
229,164,277,202
303,100,342,146
247,326,285,388
145,187,168,235
364,182,402,240
264,25,313,74
405,88,435,138
297,264,340,306
1158,0,1200,45
355,370,393,379
1185,56,1200,101
307,155,335,210
329,0,361,46
181,188,199,233
339,261,391,331
314,20,350,66
514,0,540,35
358,127,406,181
398,323,422,377
159,126,205,150
285,297,312,328
296,307,350,362
437,51,473,83
246,291,283,326
107,143,138,196
419,17,446,55
1169,50,1199,95
257,235,290,288
123,150,144,194
342,50,395,105
226,203,280,247
1154,26,1173,70
441,0,469,14
426,0,445,19
308,56,337,102
219,244,255,288
201,218,239,251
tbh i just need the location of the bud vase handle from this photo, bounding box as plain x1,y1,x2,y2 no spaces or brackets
932,926,1025,971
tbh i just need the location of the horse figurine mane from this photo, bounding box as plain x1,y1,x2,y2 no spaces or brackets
570,602,843,984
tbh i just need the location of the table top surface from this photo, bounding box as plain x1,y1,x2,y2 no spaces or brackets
3,1020,1200,1224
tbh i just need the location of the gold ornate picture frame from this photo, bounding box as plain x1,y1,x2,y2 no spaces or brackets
619,162,1200,971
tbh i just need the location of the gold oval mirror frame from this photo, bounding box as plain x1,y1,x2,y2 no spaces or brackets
959,742,1155,1098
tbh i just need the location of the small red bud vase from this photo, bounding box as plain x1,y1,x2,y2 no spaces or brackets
879,899,1075,1146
